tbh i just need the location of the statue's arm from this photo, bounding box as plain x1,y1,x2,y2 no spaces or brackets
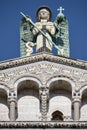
51,24,56,35
46,22,56,35
32,22,42,35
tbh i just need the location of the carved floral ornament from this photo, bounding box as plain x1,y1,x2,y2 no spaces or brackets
0,61,87,96
0,53,87,95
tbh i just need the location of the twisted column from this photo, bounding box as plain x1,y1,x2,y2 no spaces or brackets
40,87,49,121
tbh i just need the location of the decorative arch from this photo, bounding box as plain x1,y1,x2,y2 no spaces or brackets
0,84,9,121
79,85,87,121
80,85,87,96
47,76,74,121
51,110,63,121
49,107,64,116
14,76,42,121
0,84,9,96
47,77,75,92
14,76,42,96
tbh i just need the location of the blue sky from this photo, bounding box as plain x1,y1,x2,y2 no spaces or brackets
0,0,87,61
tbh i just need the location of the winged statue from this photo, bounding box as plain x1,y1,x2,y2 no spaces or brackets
20,6,70,57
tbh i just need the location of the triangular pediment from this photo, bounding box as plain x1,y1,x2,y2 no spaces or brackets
0,52,87,70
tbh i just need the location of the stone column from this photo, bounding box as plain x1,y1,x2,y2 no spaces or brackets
72,98,81,121
8,97,17,121
40,87,49,121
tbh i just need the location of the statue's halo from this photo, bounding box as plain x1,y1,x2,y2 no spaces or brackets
36,6,52,21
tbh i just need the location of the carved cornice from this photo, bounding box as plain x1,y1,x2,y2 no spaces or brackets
0,121,87,128
0,52,87,70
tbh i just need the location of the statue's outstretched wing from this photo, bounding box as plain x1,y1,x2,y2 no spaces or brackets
20,17,34,57
54,14,70,57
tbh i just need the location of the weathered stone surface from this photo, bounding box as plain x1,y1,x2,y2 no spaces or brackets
0,53,87,127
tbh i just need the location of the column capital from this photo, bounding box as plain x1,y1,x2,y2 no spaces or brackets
8,97,17,102
72,97,81,104
39,87,49,100
8,91,17,102
8,96,17,107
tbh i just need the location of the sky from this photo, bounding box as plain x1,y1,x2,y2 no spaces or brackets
0,0,87,62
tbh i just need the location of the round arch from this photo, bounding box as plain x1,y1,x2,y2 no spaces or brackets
14,76,42,96
14,76,42,121
47,77,75,93
0,84,9,96
51,110,63,121
79,85,87,121
49,107,64,117
80,85,87,97
0,84,9,121
47,77,74,121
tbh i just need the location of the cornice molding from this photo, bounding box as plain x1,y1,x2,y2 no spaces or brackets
0,52,87,70
0,121,87,128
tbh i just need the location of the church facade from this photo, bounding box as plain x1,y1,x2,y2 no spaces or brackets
0,52,87,129
0,6,87,129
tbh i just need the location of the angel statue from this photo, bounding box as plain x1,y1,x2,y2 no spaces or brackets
20,6,70,57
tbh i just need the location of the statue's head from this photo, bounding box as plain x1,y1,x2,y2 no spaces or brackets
36,6,52,21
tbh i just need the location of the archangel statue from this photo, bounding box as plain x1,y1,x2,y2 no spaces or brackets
20,6,70,57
